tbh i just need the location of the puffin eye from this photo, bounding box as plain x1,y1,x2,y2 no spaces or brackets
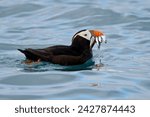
84,34,87,36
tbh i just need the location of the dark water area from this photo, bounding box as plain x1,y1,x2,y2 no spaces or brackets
0,0,150,99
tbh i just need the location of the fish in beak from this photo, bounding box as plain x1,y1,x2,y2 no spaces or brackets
89,30,107,49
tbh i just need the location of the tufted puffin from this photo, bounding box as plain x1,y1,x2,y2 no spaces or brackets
18,29,106,65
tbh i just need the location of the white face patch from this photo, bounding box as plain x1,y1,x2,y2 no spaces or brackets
73,30,92,41
72,29,106,49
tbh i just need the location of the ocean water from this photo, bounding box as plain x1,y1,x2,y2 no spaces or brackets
0,0,150,99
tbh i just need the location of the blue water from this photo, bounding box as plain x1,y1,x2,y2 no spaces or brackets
0,0,150,99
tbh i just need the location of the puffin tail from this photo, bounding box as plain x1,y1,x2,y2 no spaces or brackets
18,49,25,53
18,48,50,61
18,49,38,60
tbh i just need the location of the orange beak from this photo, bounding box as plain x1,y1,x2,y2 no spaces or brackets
90,30,104,37
89,30,106,48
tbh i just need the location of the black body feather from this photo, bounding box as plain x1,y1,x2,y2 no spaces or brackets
18,36,92,65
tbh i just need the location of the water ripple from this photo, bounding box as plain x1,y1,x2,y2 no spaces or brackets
0,0,150,99
0,3,44,17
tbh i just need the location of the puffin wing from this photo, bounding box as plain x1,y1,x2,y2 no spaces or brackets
18,45,71,62
18,48,82,65
51,49,92,65
18,47,92,65
51,55,82,65
18,48,51,61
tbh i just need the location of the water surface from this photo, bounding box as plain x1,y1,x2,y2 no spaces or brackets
0,0,150,99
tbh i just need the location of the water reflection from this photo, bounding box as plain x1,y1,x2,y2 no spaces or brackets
0,0,150,99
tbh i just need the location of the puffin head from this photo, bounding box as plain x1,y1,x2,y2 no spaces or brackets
72,29,106,49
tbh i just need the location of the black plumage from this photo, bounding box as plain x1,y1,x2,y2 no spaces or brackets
18,36,92,65
18,29,106,65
